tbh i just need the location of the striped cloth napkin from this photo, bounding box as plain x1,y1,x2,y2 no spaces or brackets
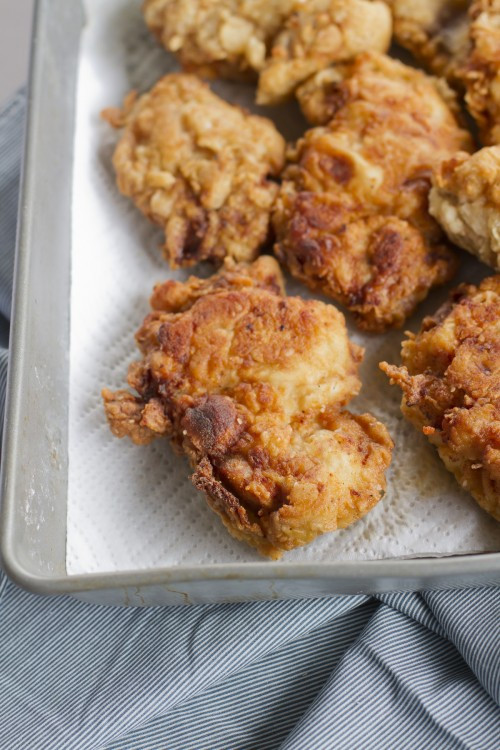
0,91,499,750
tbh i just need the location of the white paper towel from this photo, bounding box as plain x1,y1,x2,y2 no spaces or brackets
67,0,500,574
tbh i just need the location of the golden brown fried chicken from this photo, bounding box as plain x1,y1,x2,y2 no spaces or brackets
388,0,500,145
256,0,392,104
430,146,500,270
142,0,293,79
383,0,471,81
381,275,500,521
103,257,393,558
142,0,392,104
295,49,464,126
460,0,500,145
102,74,285,268
275,197,455,331
295,66,350,126
275,53,472,331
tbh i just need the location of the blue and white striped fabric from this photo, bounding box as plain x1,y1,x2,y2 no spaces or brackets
0,92,499,750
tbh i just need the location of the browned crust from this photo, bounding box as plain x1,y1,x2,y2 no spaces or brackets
275,193,457,331
102,74,285,268
103,258,393,557
275,52,471,331
381,275,500,520
102,388,170,444
386,0,471,82
459,0,500,145
150,256,285,312
192,457,281,559
429,146,500,270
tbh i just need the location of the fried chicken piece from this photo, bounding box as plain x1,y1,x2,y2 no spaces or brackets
150,252,286,311
295,50,464,125
383,0,471,81
295,66,349,126
256,0,392,105
142,0,293,79
275,53,472,331
459,0,500,145
142,0,391,104
430,146,500,270
381,275,500,521
383,0,500,144
103,257,393,558
275,196,455,330
102,74,285,267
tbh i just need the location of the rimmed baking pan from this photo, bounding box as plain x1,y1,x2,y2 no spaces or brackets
1,0,499,605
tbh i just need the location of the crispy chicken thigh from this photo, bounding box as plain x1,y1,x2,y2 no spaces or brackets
460,0,500,145
256,0,392,104
387,0,500,146
143,0,392,105
381,275,500,521
275,53,472,331
103,257,393,558
102,74,285,267
142,0,293,79
383,0,471,80
430,145,500,270
295,51,464,126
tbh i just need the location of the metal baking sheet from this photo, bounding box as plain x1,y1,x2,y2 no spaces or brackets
1,0,499,605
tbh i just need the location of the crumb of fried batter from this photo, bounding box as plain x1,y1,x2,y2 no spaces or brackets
383,0,471,82
274,53,472,331
430,146,500,271
459,0,500,145
103,257,393,559
381,275,500,521
256,0,392,105
143,0,293,80
102,74,285,268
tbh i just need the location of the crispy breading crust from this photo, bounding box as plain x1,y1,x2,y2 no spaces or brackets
275,195,455,331
142,0,293,79
381,275,500,521
150,253,286,312
102,74,285,268
295,66,350,126
383,0,471,81
430,146,500,270
103,257,393,558
459,0,500,145
295,53,465,126
142,0,392,104
275,53,471,331
256,0,392,104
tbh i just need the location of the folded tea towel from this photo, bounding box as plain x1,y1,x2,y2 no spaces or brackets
0,91,499,750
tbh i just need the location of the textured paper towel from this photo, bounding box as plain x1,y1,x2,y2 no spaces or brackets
67,0,500,574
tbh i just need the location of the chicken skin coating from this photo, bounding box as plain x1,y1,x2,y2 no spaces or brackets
275,195,455,331
142,0,293,80
383,0,471,81
430,146,500,270
460,0,500,145
275,53,472,331
103,257,393,559
295,49,464,126
102,74,285,268
256,0,392,105
142,0,391,104
381,275,500,521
